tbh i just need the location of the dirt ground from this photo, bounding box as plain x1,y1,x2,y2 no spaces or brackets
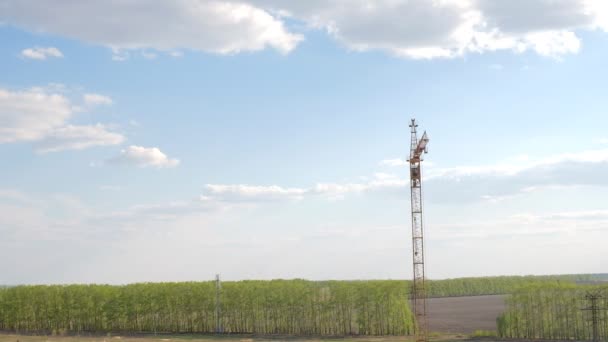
428,295,506,333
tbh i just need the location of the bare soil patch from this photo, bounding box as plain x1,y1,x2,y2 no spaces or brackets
427,295,506,334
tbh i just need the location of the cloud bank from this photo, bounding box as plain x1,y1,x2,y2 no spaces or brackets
1,0,302,56
252,0,608,58
4,1,607,59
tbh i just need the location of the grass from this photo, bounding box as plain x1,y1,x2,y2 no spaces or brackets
469,330,497,338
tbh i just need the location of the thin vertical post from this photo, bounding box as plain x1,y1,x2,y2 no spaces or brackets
215,274,222,334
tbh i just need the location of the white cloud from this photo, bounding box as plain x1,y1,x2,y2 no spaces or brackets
203,173,407,203
200,147,608,205
205,184,307,202
380,158,408,167
6,1,607,59
111,48,130,62
2,0,302,55
0,87,73,142
109,145,180,168
311,183,369,200
0,87,124,152
253,0,479,59
523,30,581,58
83,93,113,106
21,46,63,60
250,0,608,58
35,124,125,153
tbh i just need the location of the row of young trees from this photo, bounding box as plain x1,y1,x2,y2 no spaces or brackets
0,280,414,335
497,282,608,340
426,273,606,297
1,275,603,336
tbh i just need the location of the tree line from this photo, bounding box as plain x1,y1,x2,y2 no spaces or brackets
0,280,413,335
426,273,605,298
0,274,603,336
498,282,608,340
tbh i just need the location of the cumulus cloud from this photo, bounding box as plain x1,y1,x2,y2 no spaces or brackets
0,87,124,151
5,0,607,59
21,46,63,60
205,184,306,202
35,124,125,153
250,0,608,58
0,0,608,61
0,87,72,142
1,0,302,56
108,145,180,168
83,93,113,106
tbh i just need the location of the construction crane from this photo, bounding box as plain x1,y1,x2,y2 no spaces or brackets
408,118,429,342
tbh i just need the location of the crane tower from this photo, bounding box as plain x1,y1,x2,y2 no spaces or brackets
409,119,429,342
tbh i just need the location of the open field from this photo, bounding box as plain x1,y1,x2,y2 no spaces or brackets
428,295,505,334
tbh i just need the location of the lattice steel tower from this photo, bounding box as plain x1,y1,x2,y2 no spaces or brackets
582,291,606,342
408,119,429,342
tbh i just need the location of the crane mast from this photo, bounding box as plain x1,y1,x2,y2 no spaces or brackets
409,118,429,342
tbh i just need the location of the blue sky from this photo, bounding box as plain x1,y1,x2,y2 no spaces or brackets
1,0,608,284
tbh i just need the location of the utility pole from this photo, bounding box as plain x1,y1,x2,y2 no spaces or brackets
408,118,429,342
582,291,606,342
215,274,222,334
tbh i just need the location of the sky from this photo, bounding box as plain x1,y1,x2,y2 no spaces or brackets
1,0,608,285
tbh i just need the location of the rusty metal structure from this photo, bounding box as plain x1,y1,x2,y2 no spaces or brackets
408,118,429,342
